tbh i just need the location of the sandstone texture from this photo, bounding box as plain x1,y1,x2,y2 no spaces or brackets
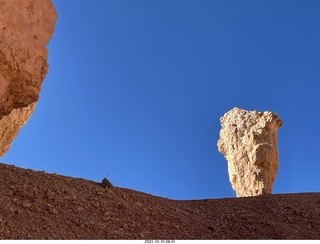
217,107,283,197
0,0,56,157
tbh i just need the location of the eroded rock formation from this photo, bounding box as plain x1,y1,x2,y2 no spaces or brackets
0,0,56,157
217,107,283,197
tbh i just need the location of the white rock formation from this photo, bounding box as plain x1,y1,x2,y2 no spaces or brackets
217,107,283,197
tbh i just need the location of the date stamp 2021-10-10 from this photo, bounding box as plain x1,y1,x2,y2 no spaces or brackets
145,240,175,244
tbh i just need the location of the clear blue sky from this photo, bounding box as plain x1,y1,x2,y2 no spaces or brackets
2,0,320,200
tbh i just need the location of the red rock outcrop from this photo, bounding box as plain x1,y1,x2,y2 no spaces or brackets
0,0,56,157
217,107,283,197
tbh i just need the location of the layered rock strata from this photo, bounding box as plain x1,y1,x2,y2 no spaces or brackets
217,107,283,197
0,0,56,157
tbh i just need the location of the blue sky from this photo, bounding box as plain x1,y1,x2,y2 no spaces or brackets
2,0,320,200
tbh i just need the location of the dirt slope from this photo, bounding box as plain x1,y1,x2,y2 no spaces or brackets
0,162,319,240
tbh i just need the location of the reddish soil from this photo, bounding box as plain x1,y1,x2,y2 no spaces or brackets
0,162,319,240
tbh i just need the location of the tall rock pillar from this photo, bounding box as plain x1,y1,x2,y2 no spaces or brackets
217,108,283,197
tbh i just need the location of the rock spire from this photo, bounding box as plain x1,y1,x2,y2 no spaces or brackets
217,107,283,197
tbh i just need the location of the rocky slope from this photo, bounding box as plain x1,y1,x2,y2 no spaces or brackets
0,162,319,240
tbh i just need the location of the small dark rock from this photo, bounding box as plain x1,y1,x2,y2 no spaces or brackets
208,225,215,231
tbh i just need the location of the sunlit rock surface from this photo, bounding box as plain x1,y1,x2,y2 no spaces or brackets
0,0,56,157
217,107,283,197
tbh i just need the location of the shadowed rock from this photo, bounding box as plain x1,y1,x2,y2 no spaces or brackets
217,107,283,197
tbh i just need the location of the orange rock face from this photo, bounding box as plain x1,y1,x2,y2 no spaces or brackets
0,0,56,157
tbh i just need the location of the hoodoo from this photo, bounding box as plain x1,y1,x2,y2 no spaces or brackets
217,107,283,197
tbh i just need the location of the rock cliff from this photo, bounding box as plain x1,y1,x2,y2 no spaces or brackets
217,107,283,197
0,0,56,157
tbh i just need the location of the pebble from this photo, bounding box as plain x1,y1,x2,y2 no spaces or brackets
7,190,14,197
22,202,32,208
49,208,58,215
119,203,129,211
9,185,16,190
